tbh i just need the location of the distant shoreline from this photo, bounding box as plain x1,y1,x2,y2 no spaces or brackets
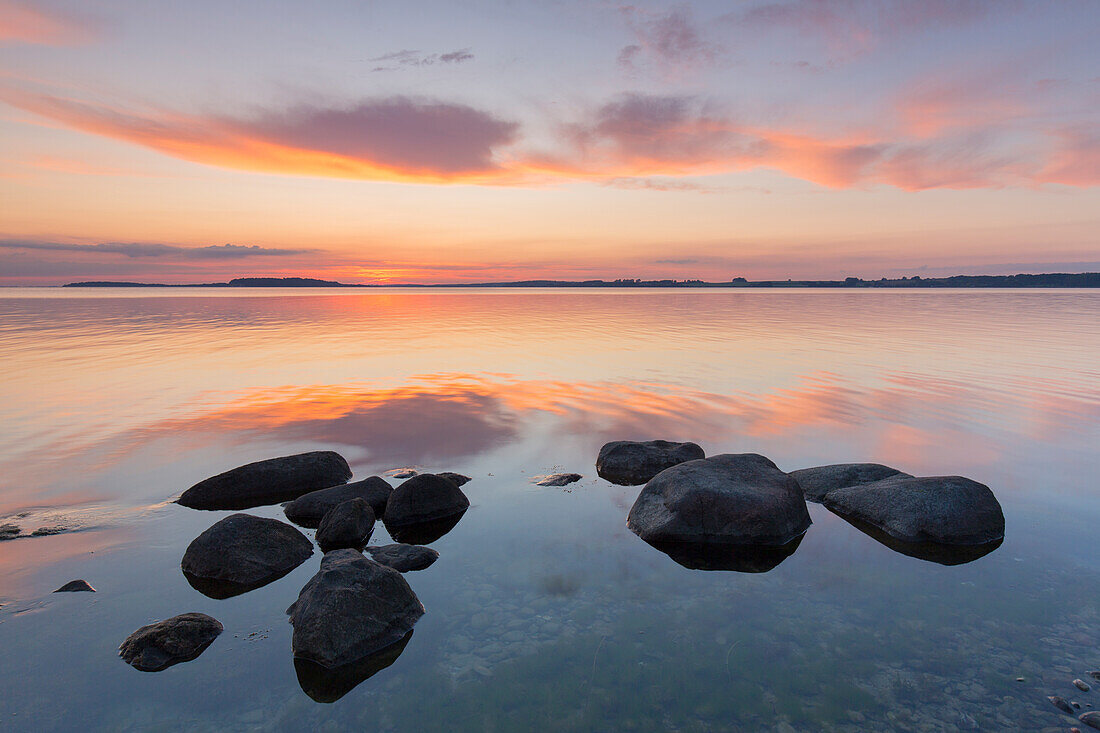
58,273,1100,289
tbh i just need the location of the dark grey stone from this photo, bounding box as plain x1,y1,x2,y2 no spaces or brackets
0,524,19,540
366,543,439,572
627,453,811,546
31,526,67,536
181,514,313,598
596,440,705,486
178,451,352,510
119,612,222,672
383,474,470,529
284,477,392,528
533,473,582,487
1050,695,1075,714
822,475,1005,545
1076,679,1092,692
1081,711,1100,730
316,498,375,552
789,462,911,502
288,549,425,669
54,579,95,592
437,472,471,487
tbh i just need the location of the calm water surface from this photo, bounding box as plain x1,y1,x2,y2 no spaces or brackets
1,288,1098,731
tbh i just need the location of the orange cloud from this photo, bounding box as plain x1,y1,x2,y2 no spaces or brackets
0,1,96,46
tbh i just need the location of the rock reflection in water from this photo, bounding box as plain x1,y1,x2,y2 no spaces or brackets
384,509,467,545
640,534,805,573
831,511,1003,566
182,566,299,599
294,630,414,703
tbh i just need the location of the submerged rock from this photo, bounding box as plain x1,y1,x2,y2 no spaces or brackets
181,514,313,599
1052,696,1077,714
1089,671,1100,680
366,543,439,572
437,472,472,487
627,453,811,546
288,549,425,670
789,462,911,503
294,630,413,703
533,473,582,487
822,475,1005,546
54,579,95,592
383,474,470,539
178,451,352,510
596,440,705,486
1081,711,1100,730
1076,679,1092,692
284,476,392,527
0,524,19,540
316,498,375,552
31,526,67,536
119,612,222,672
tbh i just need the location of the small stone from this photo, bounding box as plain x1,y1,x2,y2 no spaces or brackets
1050,696,1076,714
1016,677,1025,682
365,543,439,572
437,472,471,487
31,526,67,536
1081,711,1100,730
532,473,582,487
1088,671,1100,681
0,524,20,540
386,468,419,479
119,612,222,671
54,579,95,593
1075,679,1092,692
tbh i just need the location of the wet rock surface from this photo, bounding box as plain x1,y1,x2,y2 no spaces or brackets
1051,695,1076,714
31,525,68,536
118,612,222,672
366,543,439,572
1076,678,1092,692
0,523,19,540
284,476,393,527
532,473,582,487
288,549,425,670
316,498,375,552
627,453,811,546
178,451,352,510
383,474,470,530
596,440,705,486
789,462,911,503
181,514,313,598
54,579,95,592
823,475,1005,546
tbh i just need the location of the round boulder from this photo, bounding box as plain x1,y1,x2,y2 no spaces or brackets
119,612,222,672
789,463,911,503
597,440,705,486
316,498,375,552
366,543,439,572
822,475,1005,546
178,451,352,510
181,514,314,598
288,549,425,670
285,477,392,528
383,474,470,530
627,453,811,546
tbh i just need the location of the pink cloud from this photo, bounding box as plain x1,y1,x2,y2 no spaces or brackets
0,1,98,46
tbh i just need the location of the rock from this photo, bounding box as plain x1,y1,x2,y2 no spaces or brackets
181,514,313,599
284,476,392,527
54,579,95,592
31,526,67,536
1052,696,1077,714
383,474,470,541
1081,712,1100,730
1089,671,1100,680
533,473,582,487
834,513,1002,566
287,549,424,670
294,630,413,703
366,543,439,572
316,499,375,552
0,524,19,540
178,451,352,510
627,453,811,546
596,440,705,486
119,612,222,672
386,468,419,479
437,472,471,487
1076,679,1092,692
788,462,911,502
822,475,1005,546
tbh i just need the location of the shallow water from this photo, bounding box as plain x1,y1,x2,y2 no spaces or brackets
1,288,1098,731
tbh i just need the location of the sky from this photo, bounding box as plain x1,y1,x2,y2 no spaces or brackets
1,0,1098,284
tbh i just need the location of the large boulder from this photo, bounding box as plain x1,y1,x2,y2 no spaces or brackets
284,477,392,527
178,451,352,510
627,453,811,546
288,549,425,670
822,475,1005,546
366,543,439,572
597,440,705,486
181,514,313,598
119,612,222,672
383,474,469,541
789,463,911,502
316,498,375,552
